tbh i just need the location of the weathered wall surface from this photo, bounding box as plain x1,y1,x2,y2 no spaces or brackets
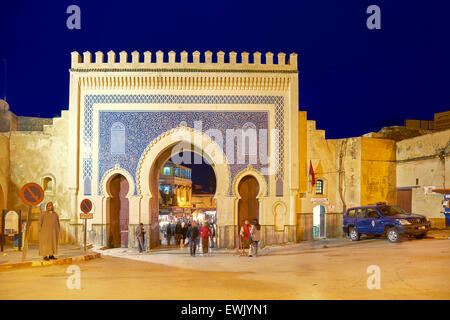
17,116,53,131
361,138,396,206
396,129,450,226
296,119,341,240
0,133,10,211
7,111,73,242
334,137,362,212
0,111,18,132
298,120,338,213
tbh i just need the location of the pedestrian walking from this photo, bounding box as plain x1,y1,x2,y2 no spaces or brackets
182,222,188,245
187,222,200,256
199,222,212,254
249,219,261,257
136,222,146,253
175,221,183,246
166,223,173,246
38,202,60,261
209,220,216,248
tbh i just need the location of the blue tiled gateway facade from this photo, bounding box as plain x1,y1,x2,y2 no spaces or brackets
68,50,300,249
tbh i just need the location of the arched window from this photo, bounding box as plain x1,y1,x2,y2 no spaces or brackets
315,179,324,195
42,175,56,195
110,122,126,155
274,202,286,231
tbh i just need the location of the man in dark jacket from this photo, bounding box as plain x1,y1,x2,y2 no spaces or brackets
175,221,183,246
208,220,216,248
136,223,146,253
166,223,173,246
186,222,200,256
182,222,188,245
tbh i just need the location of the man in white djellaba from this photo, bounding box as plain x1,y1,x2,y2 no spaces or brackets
39,202,60,260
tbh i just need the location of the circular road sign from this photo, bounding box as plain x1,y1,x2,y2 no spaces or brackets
80,199,93,214
20,183,44,206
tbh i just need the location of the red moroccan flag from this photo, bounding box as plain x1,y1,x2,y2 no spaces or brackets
309,160,316,187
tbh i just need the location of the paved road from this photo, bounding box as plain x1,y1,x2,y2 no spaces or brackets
1,238,449,299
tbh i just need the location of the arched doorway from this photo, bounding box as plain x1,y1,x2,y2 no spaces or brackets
157,150,217,248
108,174,130,248
137,127,231,248
313,205,326,238
237,175,260,238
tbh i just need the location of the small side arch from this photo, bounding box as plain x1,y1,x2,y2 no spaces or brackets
41,173,56,195
232,165,267,200
272,201,287,231
100,167,135,199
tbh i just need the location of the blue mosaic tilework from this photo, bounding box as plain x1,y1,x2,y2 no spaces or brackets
82,94,285,196
98,111,269,195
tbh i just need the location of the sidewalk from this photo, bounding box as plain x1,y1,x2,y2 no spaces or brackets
0,244,101,270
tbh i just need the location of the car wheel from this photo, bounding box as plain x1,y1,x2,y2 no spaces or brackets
386,227,400,243
414,233,426,239
349,227,360,241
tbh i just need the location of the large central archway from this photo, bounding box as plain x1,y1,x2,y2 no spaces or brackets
158,151,217,248
137,127,231,248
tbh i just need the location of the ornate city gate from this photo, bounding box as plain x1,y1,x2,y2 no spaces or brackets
67,49,300,248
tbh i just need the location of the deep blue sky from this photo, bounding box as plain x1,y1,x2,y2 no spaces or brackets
0,0,449,139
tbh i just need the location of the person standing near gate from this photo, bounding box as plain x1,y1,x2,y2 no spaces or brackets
199,222,212,254
38,202,60,261
208,219,216,248
249,219,261,257
136,223,146,253
239,219,251,249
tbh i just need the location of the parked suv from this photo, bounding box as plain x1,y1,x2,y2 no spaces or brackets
343,203,431,243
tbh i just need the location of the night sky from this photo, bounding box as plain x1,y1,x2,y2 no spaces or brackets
170,151,214,193
0,0,449,139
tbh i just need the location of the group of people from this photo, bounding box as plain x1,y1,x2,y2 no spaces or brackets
239,218,261,257
136,219,217,255
37,204,262,259
186,221,215,256
139,219,262,257
35,201,263,261
165,221,200,247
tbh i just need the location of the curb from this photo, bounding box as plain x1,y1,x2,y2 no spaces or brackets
0,252,101,271
429,236,450,240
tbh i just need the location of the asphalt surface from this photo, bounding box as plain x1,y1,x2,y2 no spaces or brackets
1,236,449,300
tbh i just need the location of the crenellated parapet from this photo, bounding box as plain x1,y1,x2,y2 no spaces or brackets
70,50,298,72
